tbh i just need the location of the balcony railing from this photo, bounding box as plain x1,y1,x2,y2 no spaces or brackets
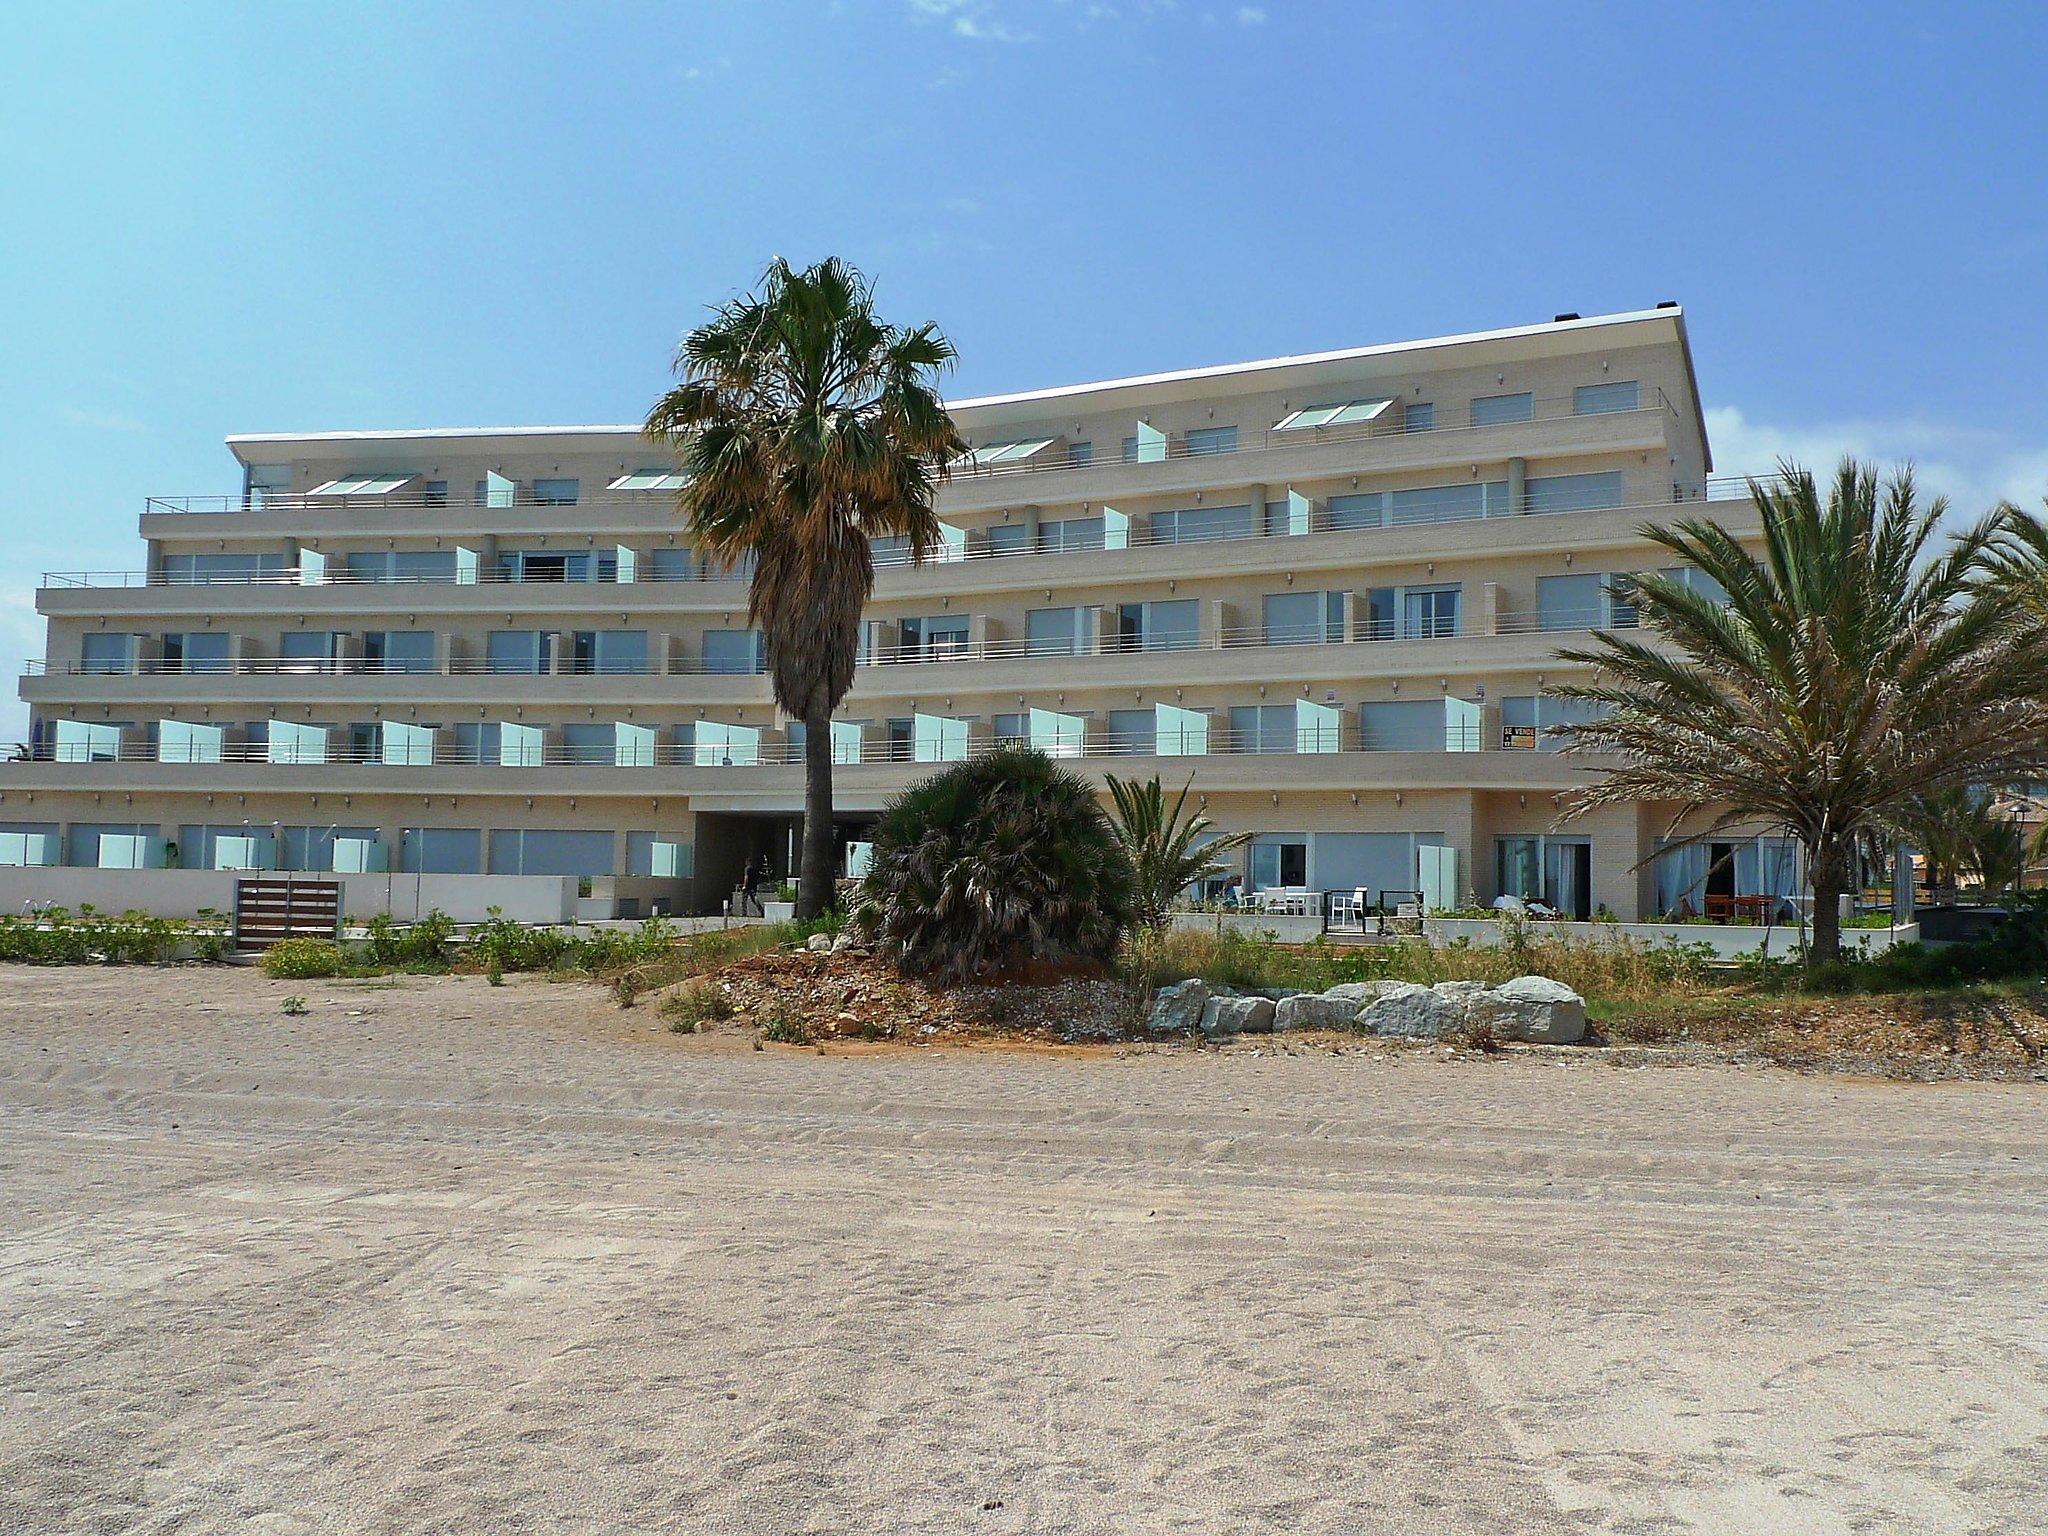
45,482,1773,593
22,607,1631,685
4,722,1507,772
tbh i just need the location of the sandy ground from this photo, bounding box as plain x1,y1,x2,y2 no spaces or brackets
2,966,2046,1535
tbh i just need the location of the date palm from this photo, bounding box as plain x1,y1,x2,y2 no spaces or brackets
1106,773,1252,929
647,258,962,920
1551,459,2048,966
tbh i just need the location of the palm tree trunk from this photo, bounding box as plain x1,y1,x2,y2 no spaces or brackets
797,702,835,921
1808,837,1848,967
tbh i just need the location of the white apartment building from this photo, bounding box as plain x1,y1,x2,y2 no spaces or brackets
4,305,1794,923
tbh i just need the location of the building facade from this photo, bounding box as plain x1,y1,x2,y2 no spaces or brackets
5,305,1784,921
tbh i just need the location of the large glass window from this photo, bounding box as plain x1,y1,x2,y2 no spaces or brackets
1228,705,1296,754
362,630,437,673
570,630,648,675
1026,606,1087,656
80,633,134,675
531,477,580,505
1496,836,1592,919
702,629,765,674
645,548,693,582
1250,837,1310,889
488,828,615,877
899,615,971,660
277,631,342,674
985,523,1031,556
1403,587,1460,638
398,827,483,875
1261,591,1343,646
1470,391,1534,426
160,553,285,585
1500,695,1613,751
1183,425,1237,456
1106,709,1156,755
486,630,550,674
1151,505,1252,544
161,632,230,674
345,551,457,583
560,724,613,764
1574,381,1640,415
1525,471,1626,515
1538,573,1604,632
1037,517,1106,555
1115,599,1198,651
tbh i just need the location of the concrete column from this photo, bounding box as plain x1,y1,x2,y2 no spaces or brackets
1479,581,1501,637
1248,484,1270,535
1436,792,1483,910
1507,457,1527,516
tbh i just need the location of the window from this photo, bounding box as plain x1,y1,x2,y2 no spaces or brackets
1026,607,1087,656
992,713,1027,744
1537,573,1603,632
1404,586,1460,639
80,633,134,675
161,632,230,674
344,551,457,584
1273,399,1394,431
570,630,648,675
531,477,579,506
899,615,970,660
1496,836,1592,919
1363,586,1460,641
1403,402,1434,432
1524,471,1625,515
277,631,342,673
502,550,594,583
1660,565,1731,604
702,629,765,674
1574,380,1640,415
308,474,412,497
1067,442,1093,466
1228,705,1296,755
452,723,501,764
1359,700,1453,751
161,553,285,585
1261,591,1343,646
885,718,914,761
1331,480,1499,529
985,523,1030,556
1115,599,1198,652
1469,392,1534,426
1121,436,1138,462
560,724,613,764
1151,505,1252,545
1106,709,1155,755
399,828,483,875
362,630,437,673
626,832,693,878
1037,517,1105,555
244,464,291,509
486,630,550,674
1183,426,1237,457
488,829,615,878
608,468,688,491
645,548,692,582
422,481,447,505
1250,837,1309,889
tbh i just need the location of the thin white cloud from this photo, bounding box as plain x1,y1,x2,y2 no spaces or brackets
1706,405,2048,522
1236,5,1267,23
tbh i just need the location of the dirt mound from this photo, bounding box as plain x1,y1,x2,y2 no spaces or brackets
676,948,1133,1045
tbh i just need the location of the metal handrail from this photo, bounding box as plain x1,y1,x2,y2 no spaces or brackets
8,722,1502,770
44,484,1774,592
23,608,1650,680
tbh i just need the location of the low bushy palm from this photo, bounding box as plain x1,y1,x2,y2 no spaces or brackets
1106,773,1252,928
856,748,1134,982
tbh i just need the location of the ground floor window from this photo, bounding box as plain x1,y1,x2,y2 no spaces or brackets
1496,835,1592,919
1652,836,1800,921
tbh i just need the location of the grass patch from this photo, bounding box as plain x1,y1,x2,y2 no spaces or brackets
659,978,735,1033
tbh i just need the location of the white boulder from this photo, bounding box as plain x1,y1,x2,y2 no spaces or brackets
1201,995,1277,1036
1147,978,1210,1034
1356,981,1466,1040
1479,975,1588,1043
1274,993,1362,1032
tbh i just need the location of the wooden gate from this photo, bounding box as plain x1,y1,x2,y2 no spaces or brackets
232,877,343,951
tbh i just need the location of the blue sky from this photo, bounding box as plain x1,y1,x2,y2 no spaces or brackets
2,1,2044,736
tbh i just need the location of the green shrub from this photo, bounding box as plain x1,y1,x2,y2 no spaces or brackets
0,908,222,966
857,747,1135,983
660,979,734,1033
261,938,344,979
281,995,309,1016
757,1002,812,1045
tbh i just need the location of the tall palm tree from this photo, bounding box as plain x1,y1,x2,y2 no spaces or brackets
647,258,961,920
1551,459,2048,966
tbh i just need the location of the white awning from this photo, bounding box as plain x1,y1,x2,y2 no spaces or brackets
1272,398,1394,431
607,469,689,491
308,474,415,496
958,437,1057,468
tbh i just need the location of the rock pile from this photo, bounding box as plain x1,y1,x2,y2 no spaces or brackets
1145,974,1587,1044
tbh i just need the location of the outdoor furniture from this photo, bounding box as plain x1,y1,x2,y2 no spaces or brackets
1733,894,1778,923
1704,894,1737,923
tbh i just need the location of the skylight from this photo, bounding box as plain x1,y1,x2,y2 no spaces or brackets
1272,398,1395,432
607,469,689,491
959,438,1057,467
308,474,414,496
